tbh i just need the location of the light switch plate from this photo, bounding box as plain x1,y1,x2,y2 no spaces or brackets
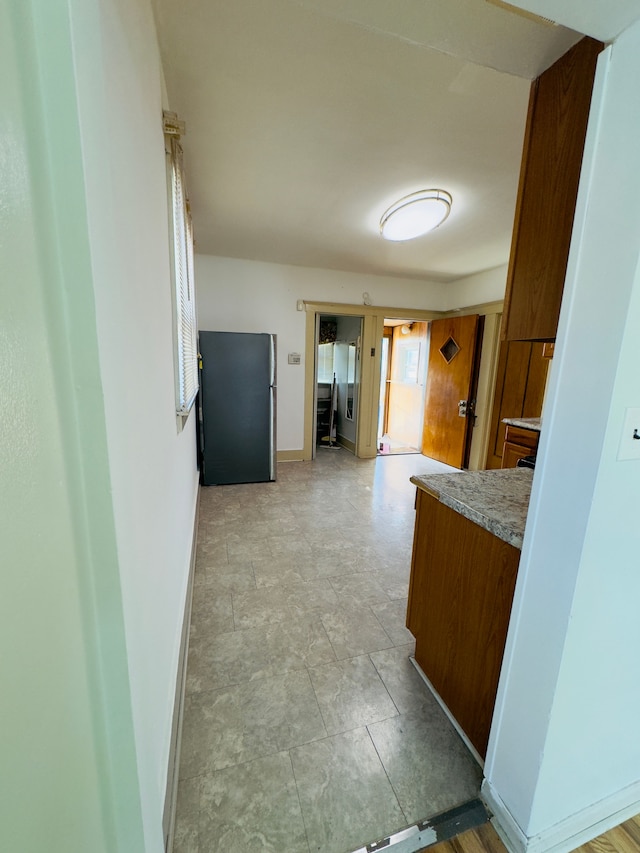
617,407,640,461
288,352,301,365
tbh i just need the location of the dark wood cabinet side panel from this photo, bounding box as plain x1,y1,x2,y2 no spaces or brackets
522,342,548,417
492,343,531,457
503,37,603,342
485,341,548,469
485,340,511,469
407,489,438,638
409,494,520,757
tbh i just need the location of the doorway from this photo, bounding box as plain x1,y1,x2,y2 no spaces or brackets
377,314,484,468
314,313,363,455
377,320,428,456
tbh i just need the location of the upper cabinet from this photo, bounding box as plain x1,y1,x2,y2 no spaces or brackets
502,37,604,342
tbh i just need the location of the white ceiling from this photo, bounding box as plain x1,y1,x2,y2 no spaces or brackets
152,0,604,283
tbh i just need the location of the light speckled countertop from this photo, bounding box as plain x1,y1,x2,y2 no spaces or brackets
410,468,533,549
502,416,542,432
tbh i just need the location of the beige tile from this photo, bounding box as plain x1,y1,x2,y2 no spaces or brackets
284,578,340,617
225,519,275,540
195,541,229,570
290,728,406,853
267,534,313,557
172,775,200,853
368,645,430,716
372,567,411,600
189,587,234,639
367,708,483,823
308,655,398,735
320,606,393,660
369,598,414,646
198,561,257,594
199,753,310,853
231,586,291,629
297,549,360,580
179,669,326,777
252,555,308,588
227,537,272,563
329,572,390,606
186,616,336,694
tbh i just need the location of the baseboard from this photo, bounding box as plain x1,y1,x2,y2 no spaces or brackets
163,484,199,853
410,656,484,769
277,449,305,462
337,436,356,454
482,778,640,853
481,781,528,853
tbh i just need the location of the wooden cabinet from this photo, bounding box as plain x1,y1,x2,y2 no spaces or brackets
485,340,548,469
501,424,539,469
502,37,603,342
407,489,520,758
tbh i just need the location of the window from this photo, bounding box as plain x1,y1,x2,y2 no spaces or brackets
164,111,198,420
317,342,335,384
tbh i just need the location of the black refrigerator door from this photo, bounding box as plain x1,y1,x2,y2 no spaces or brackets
199,331,275,485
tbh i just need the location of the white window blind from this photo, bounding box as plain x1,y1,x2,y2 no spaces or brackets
165,112,199,418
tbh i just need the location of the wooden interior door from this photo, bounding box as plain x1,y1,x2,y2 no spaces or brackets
421,315,482,468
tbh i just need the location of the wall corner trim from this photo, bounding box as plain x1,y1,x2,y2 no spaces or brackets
482,778,640,853
481,780,528,853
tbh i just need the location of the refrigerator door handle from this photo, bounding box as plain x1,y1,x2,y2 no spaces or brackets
269,383,276,481
269,335,276,387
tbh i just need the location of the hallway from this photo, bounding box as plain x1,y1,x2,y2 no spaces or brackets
174,450,482,853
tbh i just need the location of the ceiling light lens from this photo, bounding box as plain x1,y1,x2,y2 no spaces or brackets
380,190,452,242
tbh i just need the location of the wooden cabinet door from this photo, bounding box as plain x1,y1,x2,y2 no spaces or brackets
502,37,603,342
502,441,533,469
408,489,520,758
501,425,539,468
485,340,548,469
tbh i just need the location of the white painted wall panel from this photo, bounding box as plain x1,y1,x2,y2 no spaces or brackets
70,0,199,847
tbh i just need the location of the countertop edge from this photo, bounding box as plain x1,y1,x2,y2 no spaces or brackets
502,416,542,432
411,471,530,550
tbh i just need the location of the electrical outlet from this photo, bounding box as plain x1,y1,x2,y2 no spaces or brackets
617,407,640,461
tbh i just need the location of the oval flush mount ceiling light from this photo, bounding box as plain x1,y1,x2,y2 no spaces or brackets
380,189,452,242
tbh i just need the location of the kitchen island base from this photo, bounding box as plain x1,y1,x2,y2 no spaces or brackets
407,477,527,759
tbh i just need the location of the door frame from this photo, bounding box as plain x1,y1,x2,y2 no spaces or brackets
312,313,364,458
378,326,394,441
301,299,504,464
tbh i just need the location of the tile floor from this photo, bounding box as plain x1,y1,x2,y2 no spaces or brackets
174,449,483,853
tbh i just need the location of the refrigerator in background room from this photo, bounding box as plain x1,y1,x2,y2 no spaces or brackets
198,331,276,485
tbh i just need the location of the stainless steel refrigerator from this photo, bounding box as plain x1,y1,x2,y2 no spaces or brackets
198,331,276,485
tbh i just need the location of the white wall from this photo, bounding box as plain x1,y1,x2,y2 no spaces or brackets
485,24,640,848
445,264,508,309
1,1,144,850
0,1,197,850
195,254,448,450
70,0,199,848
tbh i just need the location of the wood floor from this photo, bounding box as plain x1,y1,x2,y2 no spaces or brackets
420,814,640,853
